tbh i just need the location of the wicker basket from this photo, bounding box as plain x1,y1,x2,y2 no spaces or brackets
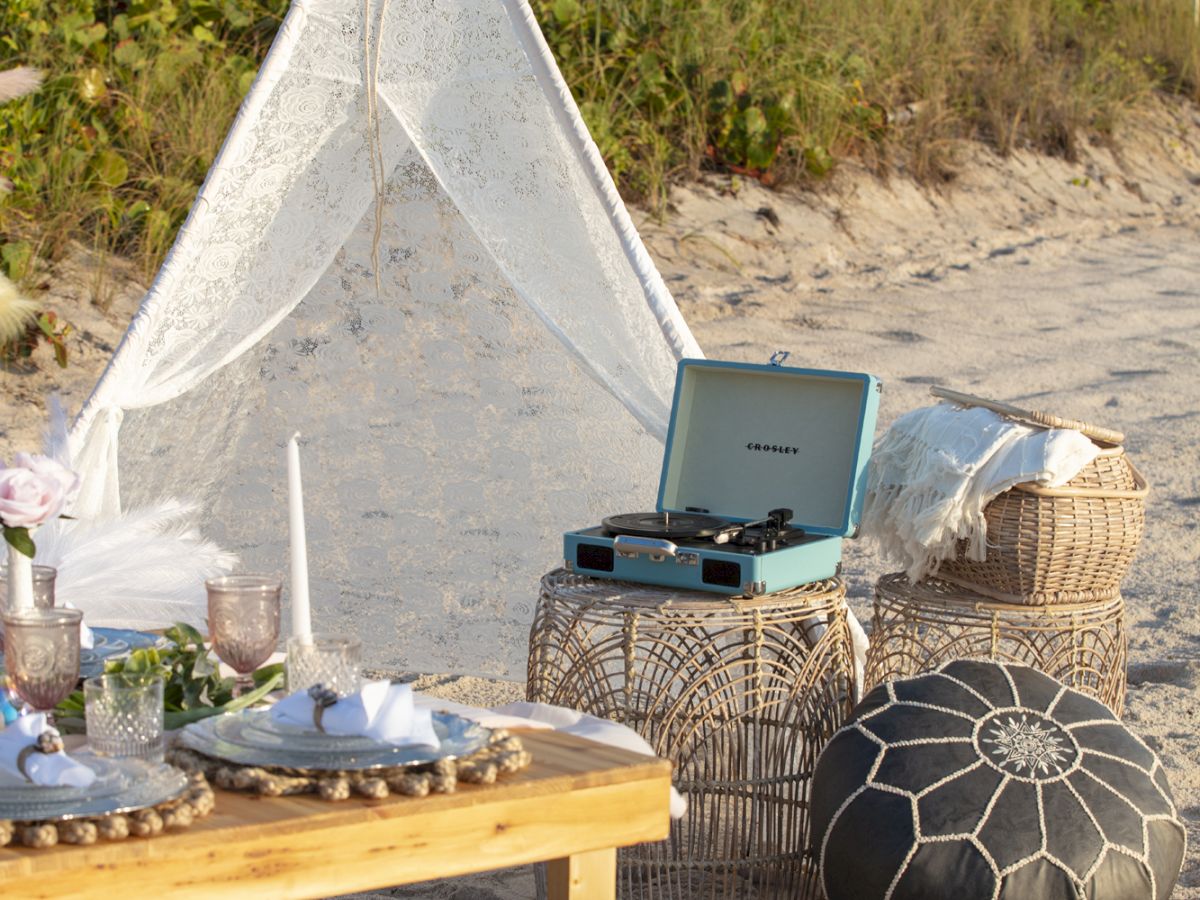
866,573,1127,715
935,444,1148,603
528,570,854,899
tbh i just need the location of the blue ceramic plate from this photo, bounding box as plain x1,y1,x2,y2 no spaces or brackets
91,627,162,656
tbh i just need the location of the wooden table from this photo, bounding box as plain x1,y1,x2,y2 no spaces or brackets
0,731,672,899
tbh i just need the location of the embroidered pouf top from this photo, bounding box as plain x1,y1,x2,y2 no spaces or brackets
810,659,1185,900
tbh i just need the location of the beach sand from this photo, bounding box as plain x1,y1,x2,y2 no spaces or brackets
350,233,1200,900
340,102,1200,900
3,100,1199,898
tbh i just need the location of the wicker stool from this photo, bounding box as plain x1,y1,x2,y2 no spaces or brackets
527,569,854,899
865,573,1127,715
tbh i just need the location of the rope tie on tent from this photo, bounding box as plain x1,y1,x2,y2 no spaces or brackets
363,0,390,294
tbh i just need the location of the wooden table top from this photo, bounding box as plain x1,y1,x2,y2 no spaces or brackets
0,730,673,899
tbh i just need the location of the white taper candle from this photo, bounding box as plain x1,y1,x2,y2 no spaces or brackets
6,542,34,610
287,432,313,645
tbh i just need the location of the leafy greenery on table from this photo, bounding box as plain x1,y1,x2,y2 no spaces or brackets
55,622,283,732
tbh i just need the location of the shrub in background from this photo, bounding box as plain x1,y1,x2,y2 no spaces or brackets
0,0,1197,283
534,0,1200,202
0,0,287,285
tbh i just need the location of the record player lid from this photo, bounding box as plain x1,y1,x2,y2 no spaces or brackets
656,359,880,537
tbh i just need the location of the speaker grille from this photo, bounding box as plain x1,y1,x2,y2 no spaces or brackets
702,559,741,588
575,543,614,572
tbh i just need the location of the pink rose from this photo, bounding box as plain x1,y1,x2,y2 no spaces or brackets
12,454,80,514
0,455,80,529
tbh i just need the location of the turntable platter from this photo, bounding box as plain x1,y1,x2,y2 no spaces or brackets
601,512,728,540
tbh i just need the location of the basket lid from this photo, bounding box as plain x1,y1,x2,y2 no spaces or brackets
929,387,1124,445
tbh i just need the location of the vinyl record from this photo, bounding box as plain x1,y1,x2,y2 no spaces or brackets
602,512,728,539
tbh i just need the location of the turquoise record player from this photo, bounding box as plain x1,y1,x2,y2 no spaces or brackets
563,358,881,595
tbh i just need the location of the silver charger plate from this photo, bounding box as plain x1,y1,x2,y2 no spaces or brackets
0,753,188,822
179,709,491,771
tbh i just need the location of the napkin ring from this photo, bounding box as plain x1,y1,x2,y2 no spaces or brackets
308,684,338,734
16,731,64,783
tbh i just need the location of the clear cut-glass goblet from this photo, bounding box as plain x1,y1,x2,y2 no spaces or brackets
205,575,282,697
1,607,82,727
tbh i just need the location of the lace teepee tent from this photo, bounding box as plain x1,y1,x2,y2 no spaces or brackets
67,0,700,676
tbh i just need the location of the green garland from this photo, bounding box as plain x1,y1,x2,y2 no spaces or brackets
55,622,283,731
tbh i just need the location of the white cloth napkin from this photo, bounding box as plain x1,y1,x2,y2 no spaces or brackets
847,609,869,701
77,613,94,650
490,701,688,820
413,694,554,733
271,680,439,748
862,403,1100,581
0,713,96,787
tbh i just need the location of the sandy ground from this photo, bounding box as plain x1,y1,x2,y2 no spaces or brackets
3,98,1199,898
0,249,145,451
355,100,1200,899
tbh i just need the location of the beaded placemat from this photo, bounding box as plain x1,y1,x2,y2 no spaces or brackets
0,771,214,849
166,729,531,801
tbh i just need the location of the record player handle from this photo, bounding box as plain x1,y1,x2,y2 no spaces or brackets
613,535,678,558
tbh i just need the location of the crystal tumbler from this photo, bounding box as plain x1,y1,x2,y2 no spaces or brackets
84,673,165,761
286,634,363,697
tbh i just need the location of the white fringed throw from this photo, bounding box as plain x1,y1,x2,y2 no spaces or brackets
862,404,1101,582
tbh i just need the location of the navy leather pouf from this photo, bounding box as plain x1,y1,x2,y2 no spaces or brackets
810,660,1185,900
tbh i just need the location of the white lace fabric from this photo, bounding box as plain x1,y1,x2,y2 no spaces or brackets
67,0,700,676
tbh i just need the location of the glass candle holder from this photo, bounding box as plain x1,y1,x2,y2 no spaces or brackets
84,673,165,761
0,564,57,612
0,564,57,654
1,607,81,725
206,575,282,697
286,634,363,697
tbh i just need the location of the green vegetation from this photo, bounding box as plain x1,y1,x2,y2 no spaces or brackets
0,0,287,286
536,0,1200,203
1,309,72,367
54,622,284,732
0,0,1198,286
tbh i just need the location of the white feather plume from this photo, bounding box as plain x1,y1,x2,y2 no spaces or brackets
0,66,43,103
33,500,237,629
29,398,235,629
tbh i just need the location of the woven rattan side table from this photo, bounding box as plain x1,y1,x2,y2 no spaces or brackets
865,573,1127,715
527,569,854,900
